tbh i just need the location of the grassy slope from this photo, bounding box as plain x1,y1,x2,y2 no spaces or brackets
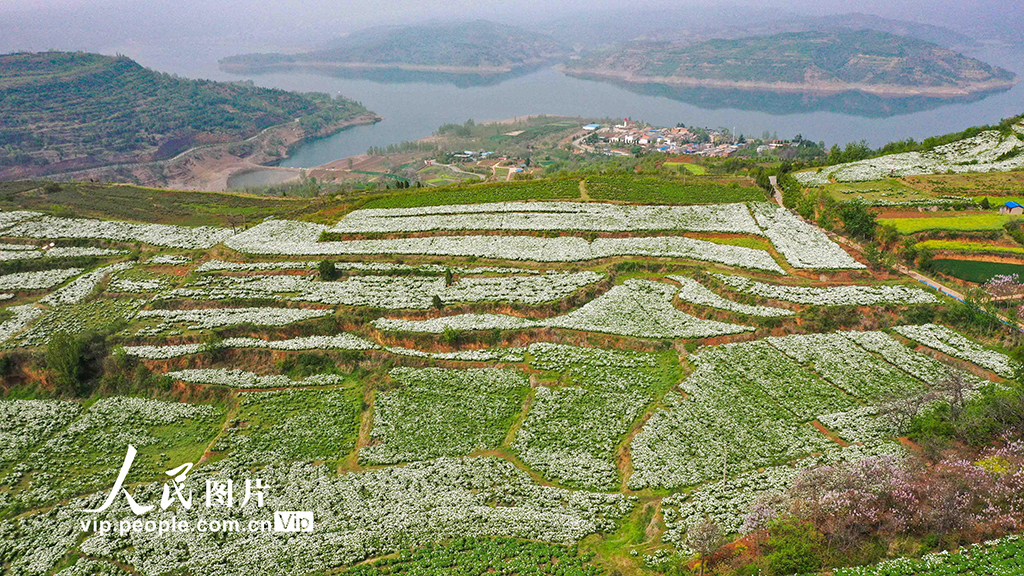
0,181,344,227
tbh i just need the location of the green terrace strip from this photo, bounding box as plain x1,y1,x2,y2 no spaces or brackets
338,537,601,576
878,213,1018,233
214,387,362,466
670,275,794,317
373,279,755,339
929,258,1024,284
583,175,764,204
512,343,679,490
361,179,582,209
360,367,529,465
1,397,224,510
915,239,1024,256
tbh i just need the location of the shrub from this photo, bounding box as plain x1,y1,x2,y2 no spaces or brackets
318,259,337,281
765,519,824,575
45,331,82,397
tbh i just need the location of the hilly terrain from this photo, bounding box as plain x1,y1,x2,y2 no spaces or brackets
563,30,1017,98
219,20,569,76
0,134,1023,574
0,51,375,180
542,8,979,49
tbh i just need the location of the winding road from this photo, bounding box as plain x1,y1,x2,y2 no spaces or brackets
769,178,1022,330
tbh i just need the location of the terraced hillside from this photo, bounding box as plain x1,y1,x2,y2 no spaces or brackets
797,118,1024,185
564,30,1017,98
0,178,1021,576
0,52,372,179
220,20,569,76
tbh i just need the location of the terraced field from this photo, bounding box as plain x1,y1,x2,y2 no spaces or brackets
0,184,1018,576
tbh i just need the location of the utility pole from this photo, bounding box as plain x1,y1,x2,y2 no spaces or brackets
722,444,728,484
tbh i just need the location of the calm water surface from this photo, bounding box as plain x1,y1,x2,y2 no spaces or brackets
129,43,1024,169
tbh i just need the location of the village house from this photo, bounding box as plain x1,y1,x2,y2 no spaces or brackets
1001,201,1024,215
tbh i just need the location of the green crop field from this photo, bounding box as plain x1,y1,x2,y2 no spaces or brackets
0,180,323,227
584,175,764,204
929,258,1024,283
361,178,582,208
665,162,708,175
821,178,946,204
879,213,1017,233
916,239,1024,256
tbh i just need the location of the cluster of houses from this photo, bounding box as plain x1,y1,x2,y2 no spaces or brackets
450,150,496,162
583,120,741,157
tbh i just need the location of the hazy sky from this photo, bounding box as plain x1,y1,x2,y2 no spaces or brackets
0,0,1012,36
0,0,1017,79
0,0,1018,149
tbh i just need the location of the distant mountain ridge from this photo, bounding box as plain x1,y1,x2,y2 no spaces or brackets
539,9,980,50
562,30,1016,99
220,20,569,75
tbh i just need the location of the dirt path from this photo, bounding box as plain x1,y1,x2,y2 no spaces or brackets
436,162,485,181
579,178,590,201
769,176,785,206
823,217,1023,329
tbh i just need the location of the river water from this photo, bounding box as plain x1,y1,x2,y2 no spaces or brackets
132,42,1024,171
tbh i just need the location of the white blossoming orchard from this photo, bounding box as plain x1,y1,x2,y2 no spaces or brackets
330,201,765,235
0,305,44,344
225,219,786,272
0,210,41,233
749,202,865,269
135,306,333,331
669,275,793,316
40,263,133,307
714,273,938,306
4,216,233,249
794,122,1024,185
167,270,602,308
374,278,755,339
892,323,1016,377
0,268,83,291
149,254,193,265
165,368,347,388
